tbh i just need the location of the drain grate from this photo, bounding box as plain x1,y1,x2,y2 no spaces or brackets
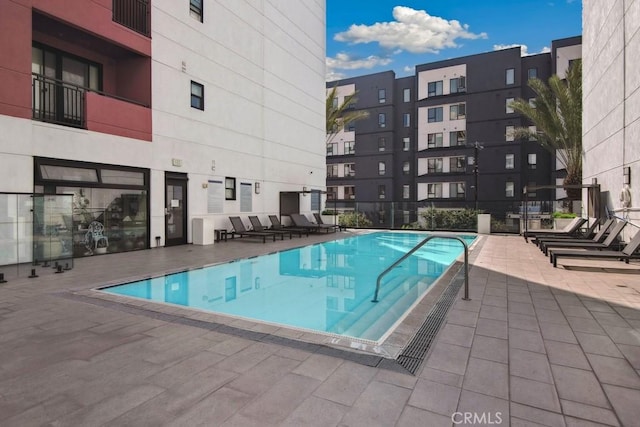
396,268,465,375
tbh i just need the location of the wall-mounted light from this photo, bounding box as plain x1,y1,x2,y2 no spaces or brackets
255,182,260,194
623,167,631,185
202,182,208,189
592,177,598,185
302,186,308,196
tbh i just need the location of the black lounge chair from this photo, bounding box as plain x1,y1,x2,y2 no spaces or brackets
228,216,276,243
291,213,334,233
524,217,587,240
543,221,627,256
268,215,309,237
551,229,640,268
248,215,293,239
313,213,345,231
533,218,606,247
537,218,615,252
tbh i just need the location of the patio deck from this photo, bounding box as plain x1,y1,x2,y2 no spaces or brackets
0,232,639,426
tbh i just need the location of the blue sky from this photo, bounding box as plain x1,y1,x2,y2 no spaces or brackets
326,0,582,81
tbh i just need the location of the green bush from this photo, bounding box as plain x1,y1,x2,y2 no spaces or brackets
338,211,372,227
421,208,480,230
321,210,337,215
552,211,577,219
401,222,423,230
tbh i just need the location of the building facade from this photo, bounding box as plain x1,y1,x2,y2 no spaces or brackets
0,0,326,263
327,37,582,227
583,0,639,240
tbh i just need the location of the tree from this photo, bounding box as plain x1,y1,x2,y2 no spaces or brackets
326,86,369,143
510,60,582,200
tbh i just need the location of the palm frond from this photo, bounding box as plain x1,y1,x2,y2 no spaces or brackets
326,86,369,142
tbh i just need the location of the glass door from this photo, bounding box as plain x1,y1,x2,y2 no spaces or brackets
165,173,188,246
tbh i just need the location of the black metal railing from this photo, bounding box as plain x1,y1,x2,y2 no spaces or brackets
32,74,85,128
113,0,150,37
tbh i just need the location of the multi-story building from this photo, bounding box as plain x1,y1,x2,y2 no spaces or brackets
327,36,581,227
0,0,326,263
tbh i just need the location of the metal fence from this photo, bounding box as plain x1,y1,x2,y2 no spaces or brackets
112,0,150,36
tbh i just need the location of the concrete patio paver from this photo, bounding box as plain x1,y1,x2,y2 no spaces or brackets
0,233,639,425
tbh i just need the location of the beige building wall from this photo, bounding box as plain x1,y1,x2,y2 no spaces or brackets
583,0,640,238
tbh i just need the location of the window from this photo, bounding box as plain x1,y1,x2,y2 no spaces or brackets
378,113,386,128
326,164,338,177
378,161,386,175
450,131,466,146
506,68,515,85
344,186,355,199
403,88,411,102
403,185,410,199
326,186,337,200
529,98,536,108
378,185,386,199
403,137,411,151
450,76,466,93
505,181,514,198
450,156,466,173
528,153,537,169
450,182,465,198
378,89,386,103
506,125,515,141
528,68,537,79
190,0,203,22
326,143,337,156
427,81,443,97
225,177,236,200
427,158,443,174
568,59,578,71
528,125,537,141
427,183,442,198
403,113,411,127
344,163,355,177
505,154,514,169
403,161,410,175
449,103,466,120
428,107,443,123
332,97,339,109
344,141,355,154
191,81,204,110
378,137,386,152
528,182,537,198
506,98,514,114
347,122,355,132
428,133,443,148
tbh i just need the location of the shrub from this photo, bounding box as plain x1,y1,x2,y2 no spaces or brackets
321,210,337,215
338,211,372,227
552,211,577,219
421,208,480,231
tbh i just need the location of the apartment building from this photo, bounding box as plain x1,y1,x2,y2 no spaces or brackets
327,36,582,225
0,0,326,263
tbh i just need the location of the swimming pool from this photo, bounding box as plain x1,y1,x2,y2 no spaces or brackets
101,231,475,342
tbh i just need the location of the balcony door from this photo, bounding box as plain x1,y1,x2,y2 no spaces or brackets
165,173,188,247
31,44,101,126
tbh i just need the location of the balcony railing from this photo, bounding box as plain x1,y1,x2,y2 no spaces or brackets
113,0,150,37
32,74,85,128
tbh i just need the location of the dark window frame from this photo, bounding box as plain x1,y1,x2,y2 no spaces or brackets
191,81,204,110
190,0,203,22
427,107,443,123
225,177,236,200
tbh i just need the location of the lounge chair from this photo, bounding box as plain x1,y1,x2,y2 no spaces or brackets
543,221,626,256
248,215,293,239
290,213,334,233
536,218,614,251
551,229,640,267
313,213,345,231
523,217,587,241
228,216,276,243
533,218,606,247
268,215,309,237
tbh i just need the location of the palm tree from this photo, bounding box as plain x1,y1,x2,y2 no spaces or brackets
510,60,582,200
326,86,369,143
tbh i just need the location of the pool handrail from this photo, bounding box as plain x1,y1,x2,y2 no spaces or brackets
372,234,470,303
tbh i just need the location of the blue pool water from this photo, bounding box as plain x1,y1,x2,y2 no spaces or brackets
102,232,475,341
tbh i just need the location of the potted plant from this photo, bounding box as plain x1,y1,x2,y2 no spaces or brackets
321,209,337,225
552,211,577,230
94,239,108,254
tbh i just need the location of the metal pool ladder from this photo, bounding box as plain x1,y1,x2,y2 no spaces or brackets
372,234,470,303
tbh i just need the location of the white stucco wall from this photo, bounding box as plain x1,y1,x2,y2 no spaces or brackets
583,0,640,238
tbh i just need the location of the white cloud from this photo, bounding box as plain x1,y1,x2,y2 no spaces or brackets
493,44,550,57
334,6,487,54
325,52,393,80
403,65,415,73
